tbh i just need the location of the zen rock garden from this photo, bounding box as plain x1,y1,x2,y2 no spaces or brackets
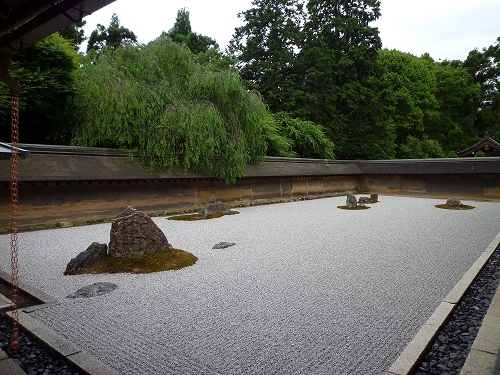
65,201,237,276
64,195,475,278
338,192,378,210
435,197,475,210
64,206,197,275
168,201,239,221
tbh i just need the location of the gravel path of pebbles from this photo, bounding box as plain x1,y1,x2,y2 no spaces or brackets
414,243,500,375
0,196,499,374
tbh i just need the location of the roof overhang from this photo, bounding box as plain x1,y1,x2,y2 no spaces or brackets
458,133,500,157
0,0,116,55
0,141,30,159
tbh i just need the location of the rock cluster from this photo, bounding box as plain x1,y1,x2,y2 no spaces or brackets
358,194,378,204
65,207,173,273
199,201,231,217
346,192,358,208
445,197,463,207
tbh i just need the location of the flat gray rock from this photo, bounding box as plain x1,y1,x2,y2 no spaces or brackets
212,242,236,249
66,282,118,299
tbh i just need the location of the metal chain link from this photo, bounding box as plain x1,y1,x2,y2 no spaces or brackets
9,94,20,350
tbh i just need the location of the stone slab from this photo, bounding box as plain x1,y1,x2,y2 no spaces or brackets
388,324,439,375
0,269,58,304
471,314,500,354
460,283,500,375
443,247,496,305
7,311,81,357
460,350,499,375
0,356,26,375
0,348,8,361
66,350,120,375
424,301,455,327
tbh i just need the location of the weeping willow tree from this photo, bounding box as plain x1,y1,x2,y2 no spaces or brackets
73,37,268,183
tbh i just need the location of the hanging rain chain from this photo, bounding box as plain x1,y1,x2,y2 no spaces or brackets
9,93,20,350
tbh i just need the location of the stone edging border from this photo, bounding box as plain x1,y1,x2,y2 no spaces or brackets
460,282,500,375
0,270,119,375
388,231,500,375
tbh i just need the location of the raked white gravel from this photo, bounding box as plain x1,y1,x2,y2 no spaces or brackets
1,196,499,374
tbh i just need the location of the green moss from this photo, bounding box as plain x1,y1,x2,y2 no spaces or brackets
167,211,239,221
435,204,475,210
337,205,370,210
65,249,198,275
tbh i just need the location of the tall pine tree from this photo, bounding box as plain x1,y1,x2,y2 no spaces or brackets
297,0,382,158
229,0,305,113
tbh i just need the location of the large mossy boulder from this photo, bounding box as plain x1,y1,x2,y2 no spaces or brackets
109,206,172,258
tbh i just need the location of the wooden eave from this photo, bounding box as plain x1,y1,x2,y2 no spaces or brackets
0,0,115,55
458,134,500,157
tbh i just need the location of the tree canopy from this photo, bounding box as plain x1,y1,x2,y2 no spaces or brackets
229,0,383,158
60,21,87,50
87,13,137,53
73,38,268,183
164,8,219,54
228,0,496,160
463,37,500,138
0,33,79,144
2,4,499,179
229,0,305,113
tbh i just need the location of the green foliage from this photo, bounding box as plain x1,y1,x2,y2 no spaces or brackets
59,21,87,49
399,135,446,159
272,112,335,159
368,50,480,158
165,8,218,54
87,13,137,53
463,37,500,138
260,114,296,157
297,0,382,132
193,48,237,71
73,38,268,183
430,58,479,153
372,50,439,145
260,111,336,159
0,33,79,143
230,0,382,159
229,0,305,113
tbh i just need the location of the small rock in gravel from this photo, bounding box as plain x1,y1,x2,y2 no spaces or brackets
212,242,236,249
66,282,118,298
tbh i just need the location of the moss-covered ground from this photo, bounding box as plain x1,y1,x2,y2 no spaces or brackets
65,249,198,275
167,211,239,221
435,204,475,210
337,205,371,210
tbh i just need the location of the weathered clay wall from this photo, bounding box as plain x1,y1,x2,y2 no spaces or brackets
0,175,358,233
0,147,498,233
358,174,500,201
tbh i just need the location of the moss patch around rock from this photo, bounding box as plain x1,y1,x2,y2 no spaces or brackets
337,205,371,210
435,204,475,210
65,249,198,275
167,211,239,221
